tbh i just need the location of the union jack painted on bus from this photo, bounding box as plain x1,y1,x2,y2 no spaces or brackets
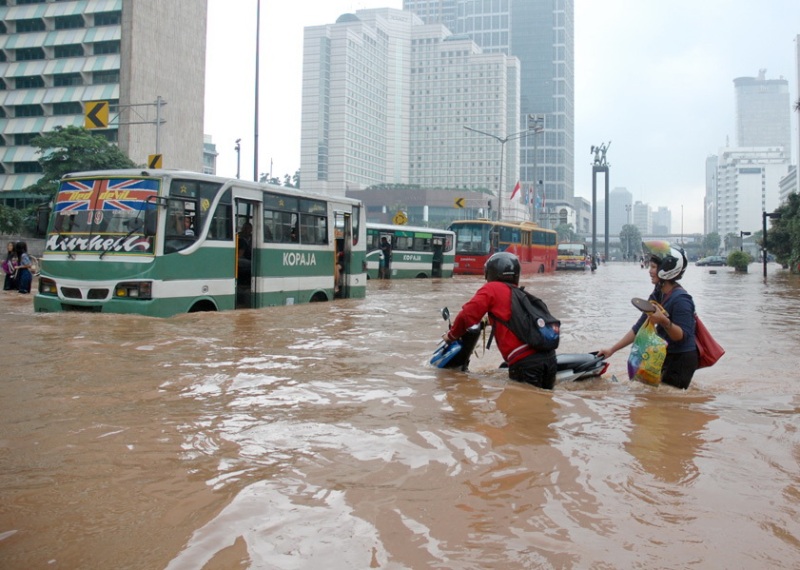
55,178,160,212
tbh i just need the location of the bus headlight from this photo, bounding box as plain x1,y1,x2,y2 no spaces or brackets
114,281,152,299
39,277,58,296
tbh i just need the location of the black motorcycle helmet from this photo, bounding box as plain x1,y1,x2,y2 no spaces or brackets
484,252,521,285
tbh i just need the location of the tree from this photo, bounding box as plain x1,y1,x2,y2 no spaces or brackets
555,222,577,243
701,232,721,256
0,205,25,235
619,224,642,260
766,192,800,271
24,126,137,201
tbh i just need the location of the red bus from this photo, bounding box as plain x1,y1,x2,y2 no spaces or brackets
447,219,558,276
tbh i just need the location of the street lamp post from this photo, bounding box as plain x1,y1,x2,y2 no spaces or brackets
464,125,535,221
528,114,544,223
235,139,241,179
762,211,782,278
739,230,751,252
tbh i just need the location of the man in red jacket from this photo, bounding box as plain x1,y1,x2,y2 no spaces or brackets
443,252,557,389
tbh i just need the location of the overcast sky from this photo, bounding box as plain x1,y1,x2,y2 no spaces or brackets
204,0,799,234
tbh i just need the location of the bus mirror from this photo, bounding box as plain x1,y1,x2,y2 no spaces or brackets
144,209,157,236
36,204,51,236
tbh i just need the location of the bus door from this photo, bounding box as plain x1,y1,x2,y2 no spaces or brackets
432,236,444,277
235,199,259,309
334,212,352,298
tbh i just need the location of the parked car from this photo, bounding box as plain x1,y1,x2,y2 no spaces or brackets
696,255,727,266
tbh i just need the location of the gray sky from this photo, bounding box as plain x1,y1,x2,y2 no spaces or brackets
205,0,799,234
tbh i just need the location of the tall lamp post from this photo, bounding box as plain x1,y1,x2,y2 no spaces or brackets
528,114,544,223
235,139,241,179
739,230,751,252
762,211,782,278
464,125,535,221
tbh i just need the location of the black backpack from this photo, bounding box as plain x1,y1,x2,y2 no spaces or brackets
489,283,560,352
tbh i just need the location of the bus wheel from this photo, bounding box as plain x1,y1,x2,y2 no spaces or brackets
310,292,328,303
415,273,428,278
189,300,217,312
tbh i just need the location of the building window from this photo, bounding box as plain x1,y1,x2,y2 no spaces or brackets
15,18,46,33
93,40,120,55
92,70,119,84
14,104,44,117
17,0,46,4
95,11,122,26
15,162,43,174
55,15,84,30
14,133,38,145
15,47,45,61
15,76,44,89
53,101,83,115
54,44,84,58
53,73,83,87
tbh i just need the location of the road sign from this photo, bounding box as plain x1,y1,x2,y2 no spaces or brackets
392,211,408,225
148,154,163,169
454,197,465,209
84,101,109,129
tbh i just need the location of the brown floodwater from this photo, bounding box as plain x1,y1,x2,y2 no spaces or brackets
1,262,799,569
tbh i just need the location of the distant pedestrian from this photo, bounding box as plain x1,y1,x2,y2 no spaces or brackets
3,241,17,291
14,241,33,294
379,236,392,279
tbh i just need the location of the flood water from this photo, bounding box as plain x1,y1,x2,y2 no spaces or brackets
1,262,799,569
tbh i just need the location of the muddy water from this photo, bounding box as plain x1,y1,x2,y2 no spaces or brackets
1,263,799,569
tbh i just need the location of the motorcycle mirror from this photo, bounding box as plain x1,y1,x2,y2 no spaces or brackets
441,307,450,322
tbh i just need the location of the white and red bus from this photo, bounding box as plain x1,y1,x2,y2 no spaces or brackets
447,219,558,276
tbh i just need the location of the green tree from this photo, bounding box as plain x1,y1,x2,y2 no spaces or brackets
24,126,137,201
766,192,800,271
701,232,721,256
555,222,577,243
619,224,642,260
0,204,26,235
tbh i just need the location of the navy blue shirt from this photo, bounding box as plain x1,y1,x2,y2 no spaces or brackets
632,285,697,354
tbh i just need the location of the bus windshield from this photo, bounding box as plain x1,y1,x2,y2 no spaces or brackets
48,176,160,255
558,243,586,257
452,222,492,254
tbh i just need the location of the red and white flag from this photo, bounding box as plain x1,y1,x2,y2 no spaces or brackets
510,180,521,200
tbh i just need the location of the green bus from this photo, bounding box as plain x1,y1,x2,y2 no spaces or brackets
34,170,366,316
366,223,455,279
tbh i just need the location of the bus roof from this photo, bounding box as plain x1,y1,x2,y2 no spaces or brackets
59,169,364,208
367,222,454,235
448,219,555,233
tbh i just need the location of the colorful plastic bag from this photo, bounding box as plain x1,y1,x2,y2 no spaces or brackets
627,319,667,385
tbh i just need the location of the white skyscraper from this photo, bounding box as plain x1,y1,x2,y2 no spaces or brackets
734,70,792,156
301,8,526,219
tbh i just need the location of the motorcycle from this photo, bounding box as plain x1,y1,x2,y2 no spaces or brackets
431,307,609,384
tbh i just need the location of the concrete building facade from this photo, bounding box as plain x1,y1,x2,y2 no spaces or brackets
0,0,207,205
734,70,792,155
300,8,528,221
404,0,575,208
714,147,789,237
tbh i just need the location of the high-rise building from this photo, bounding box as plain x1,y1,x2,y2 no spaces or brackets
404,0,575,206
705,155,719,235
651,206,671,235
713,147,788,238
734,70,792,155
0,0,207,207
301,8,526,219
